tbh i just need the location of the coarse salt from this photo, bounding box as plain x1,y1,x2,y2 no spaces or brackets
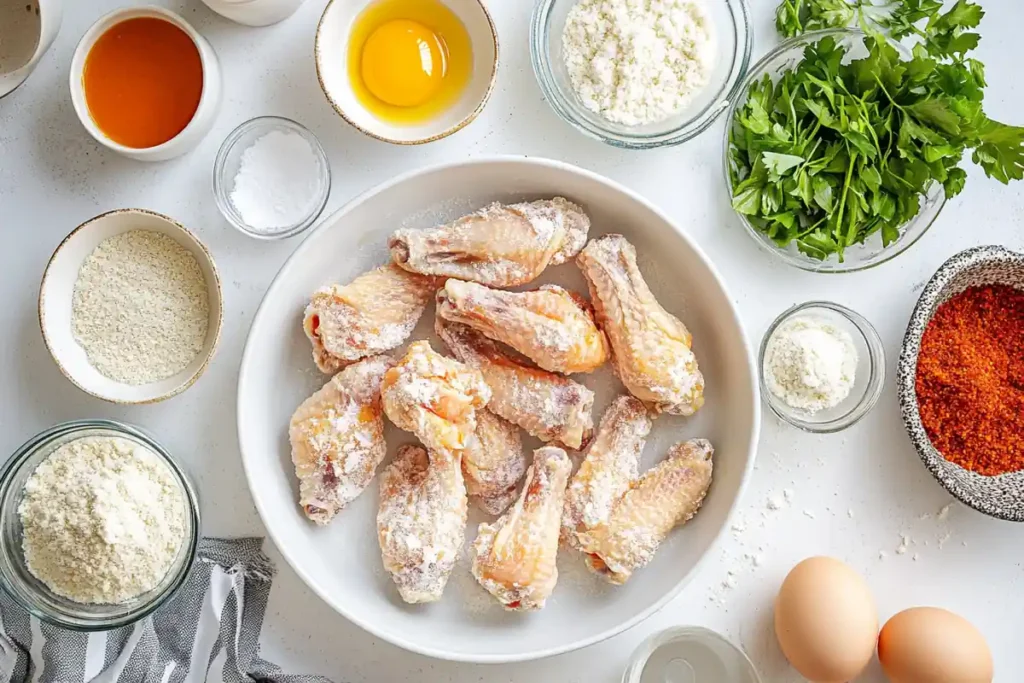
229,129,323,233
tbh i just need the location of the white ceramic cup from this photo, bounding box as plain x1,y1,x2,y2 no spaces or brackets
0,0,62,98
200,0,307,27
69,5,222,162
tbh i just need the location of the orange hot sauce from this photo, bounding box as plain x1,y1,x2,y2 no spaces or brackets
83,17,204,149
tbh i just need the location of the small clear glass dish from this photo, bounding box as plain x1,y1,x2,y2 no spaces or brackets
530,0,752,149
759,301,885,434
623,626,762,683
213,116,331,240
0,420,200,631
723,29,945,272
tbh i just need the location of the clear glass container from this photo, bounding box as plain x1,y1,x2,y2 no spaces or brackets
623,626,762,683
530,0,752,149
213,116,331,240
759,301,885,433
0,420,201,630
723,29,945,272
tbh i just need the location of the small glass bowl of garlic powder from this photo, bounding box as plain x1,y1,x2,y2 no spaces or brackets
759,302,885,433
0,420,199,630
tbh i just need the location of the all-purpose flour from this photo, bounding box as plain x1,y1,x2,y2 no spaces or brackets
19,436,187,604
764,316,858,414
561,0,715,126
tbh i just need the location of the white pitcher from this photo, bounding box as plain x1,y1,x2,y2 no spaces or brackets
0,0,62,98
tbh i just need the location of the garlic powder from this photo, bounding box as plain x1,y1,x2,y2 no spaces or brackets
561,0,715,126
764,316,858,414
18,436,188,604
71,230,209,385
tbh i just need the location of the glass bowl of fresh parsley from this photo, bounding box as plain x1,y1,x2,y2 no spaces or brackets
725,28,950,272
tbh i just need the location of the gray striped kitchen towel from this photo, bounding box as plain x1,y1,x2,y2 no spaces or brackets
0,538,335,683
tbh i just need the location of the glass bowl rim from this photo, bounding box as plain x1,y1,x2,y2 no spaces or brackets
212,115,332,241
722,27,947,273
621,625,762,683
758,300,885,433
0,419,201,631
530,0,754,149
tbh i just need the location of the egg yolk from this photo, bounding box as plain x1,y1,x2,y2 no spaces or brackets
360,19,448,108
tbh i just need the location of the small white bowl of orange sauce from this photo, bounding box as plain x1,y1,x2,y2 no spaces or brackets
315,0,498,145
69,6,222,162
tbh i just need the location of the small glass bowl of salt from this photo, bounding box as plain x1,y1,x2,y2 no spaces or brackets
759,301,885,433
213,116,331,240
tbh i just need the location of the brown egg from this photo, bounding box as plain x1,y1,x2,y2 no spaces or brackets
774,556,878,682
878,607,993,683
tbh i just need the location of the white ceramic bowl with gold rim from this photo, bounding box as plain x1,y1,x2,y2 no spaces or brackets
38,209,223,404
69,5,222,162
314,0,498,145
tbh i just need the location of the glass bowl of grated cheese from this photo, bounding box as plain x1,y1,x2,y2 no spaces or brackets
0,420,200,631
530,0,752,149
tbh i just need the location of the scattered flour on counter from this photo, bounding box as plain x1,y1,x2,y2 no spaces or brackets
561,0,715,126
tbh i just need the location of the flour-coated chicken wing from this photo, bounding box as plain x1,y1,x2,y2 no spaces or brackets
576,235,705,415
463,409,526,515
471,447,571,611
303,264,438,373
377,444,468,603
381,340,491,455
577,438,713,584
435,315,595,450
288,356,393,525
437,279,609,374
389,198,590,288
562,395,652,550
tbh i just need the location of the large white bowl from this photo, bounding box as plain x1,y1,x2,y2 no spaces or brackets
237,157,759,663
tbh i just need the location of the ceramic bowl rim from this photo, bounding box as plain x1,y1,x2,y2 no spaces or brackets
897,244,1024,521
313,0,499,146
68,5,216,156
236,155,762,662
37,208,224,405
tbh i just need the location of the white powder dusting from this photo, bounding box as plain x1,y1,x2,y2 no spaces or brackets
764,316,858,414
562,0,716,126
229,129,323,233
71,230,210,385
19,436,188,604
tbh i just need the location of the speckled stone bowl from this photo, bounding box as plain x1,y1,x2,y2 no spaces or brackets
898,245,1024,521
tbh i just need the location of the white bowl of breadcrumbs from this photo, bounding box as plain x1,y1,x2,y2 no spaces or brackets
38,209,223,404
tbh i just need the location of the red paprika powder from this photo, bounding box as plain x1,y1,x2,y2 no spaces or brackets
915,284,1024,476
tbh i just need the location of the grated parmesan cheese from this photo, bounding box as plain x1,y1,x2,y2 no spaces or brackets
561,0,716,126
71,230,210,385
19,436,188,604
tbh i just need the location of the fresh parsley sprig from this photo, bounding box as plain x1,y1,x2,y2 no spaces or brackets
729,0,1024,261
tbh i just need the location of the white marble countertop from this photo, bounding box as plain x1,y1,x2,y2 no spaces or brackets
3,0,1024,680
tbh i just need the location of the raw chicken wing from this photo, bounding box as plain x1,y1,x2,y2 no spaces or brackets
435,316,595,450
381,340,491,455
303,264,437,373
471,447,571,611
577,234,705,415
437,279,609,374
377,444,468,603
463,409,526,515
577,438,713,585
389,198,590,287
562,395,652,550
288,355,393,525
